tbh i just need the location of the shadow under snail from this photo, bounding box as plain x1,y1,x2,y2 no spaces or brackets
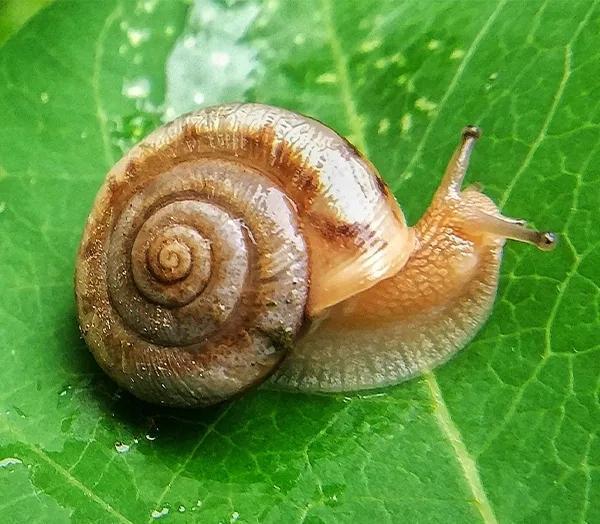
75,103,556,407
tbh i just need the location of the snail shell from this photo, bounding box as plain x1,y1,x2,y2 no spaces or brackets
76,103,410,406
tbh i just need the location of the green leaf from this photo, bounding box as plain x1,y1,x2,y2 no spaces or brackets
0,0,598,522
0,0,54,48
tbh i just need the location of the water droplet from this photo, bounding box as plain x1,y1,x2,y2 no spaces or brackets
400,113,413,134
192,91,205,105
210,51,231,68
390,52,406,66
294,33,305,45
151,507,169,519
427,39,441,50
127,27,150,47
59,385,72,397
415,97,437,114
359,38,382,53
183,36,196,49
374,52,405,70
123,78,150,99
316,72,337,85
165,1,260,115
165,26,175,36
450,48,465,60
485,72,499,91
374,58,388,69
140,0,158,13
0,202,6,214
115,442,130,453
231,511,240,522
40,92,49,104
178,506,186,513
0,457,22,468
110,110,162,153
377,118,390,135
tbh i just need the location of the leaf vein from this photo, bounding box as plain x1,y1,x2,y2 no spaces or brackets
23,441,133,524
393,0,507,191
147,403,235,522
321,0,368,155
499,0,598,208
424,372,498,524
67,416,103,473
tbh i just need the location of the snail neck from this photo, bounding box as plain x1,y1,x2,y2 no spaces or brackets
401,189,505,317
326,189,505,329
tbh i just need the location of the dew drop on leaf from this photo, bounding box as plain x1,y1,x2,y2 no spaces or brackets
114,442,130,453
126,27,150,47
0,457,23,468
151,507,169,519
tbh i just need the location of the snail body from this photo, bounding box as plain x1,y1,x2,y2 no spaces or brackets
76,103,555,406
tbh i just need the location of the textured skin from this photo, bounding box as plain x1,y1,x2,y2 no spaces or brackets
75,103,408,406
272,187,505,391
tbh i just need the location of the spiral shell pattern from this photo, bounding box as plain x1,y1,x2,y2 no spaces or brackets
76,103,409,406
77,160,309,406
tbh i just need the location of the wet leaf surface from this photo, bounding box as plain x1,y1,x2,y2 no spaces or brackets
0,0,598,522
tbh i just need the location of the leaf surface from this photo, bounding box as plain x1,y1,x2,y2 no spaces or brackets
0,1,598,523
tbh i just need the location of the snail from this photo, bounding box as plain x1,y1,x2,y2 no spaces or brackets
75,103,556,407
